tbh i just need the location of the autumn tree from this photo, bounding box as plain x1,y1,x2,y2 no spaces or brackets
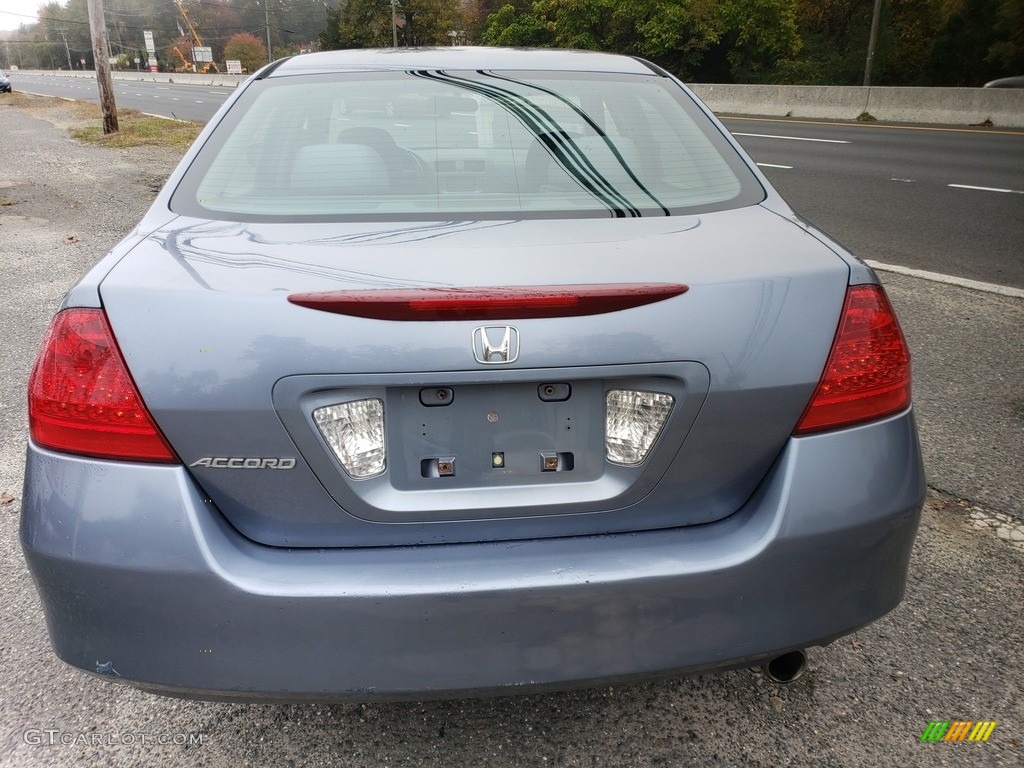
224,32,268,73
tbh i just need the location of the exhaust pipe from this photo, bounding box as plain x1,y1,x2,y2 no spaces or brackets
763,650,807,684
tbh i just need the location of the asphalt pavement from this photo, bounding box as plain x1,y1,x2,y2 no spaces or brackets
13,72,234,123
1,92,1022,768
726,116,1024,289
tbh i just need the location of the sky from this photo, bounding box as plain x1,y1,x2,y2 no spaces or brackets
1,1,49,33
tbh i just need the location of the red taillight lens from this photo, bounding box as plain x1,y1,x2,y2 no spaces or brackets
288,283,688,321
794,284,911,435
28,308,177,462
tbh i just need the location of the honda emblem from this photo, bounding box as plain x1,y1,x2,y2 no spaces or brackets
472,326,520,364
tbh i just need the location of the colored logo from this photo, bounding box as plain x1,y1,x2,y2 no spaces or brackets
920,721,996,742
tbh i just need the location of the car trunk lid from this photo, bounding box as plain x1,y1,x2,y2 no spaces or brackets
99,206,848,547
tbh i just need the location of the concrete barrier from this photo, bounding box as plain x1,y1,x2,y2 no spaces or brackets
690,84,871,121
862,86,1023,127
689,83,1024,128
16,70,1024,127
18,69,247,88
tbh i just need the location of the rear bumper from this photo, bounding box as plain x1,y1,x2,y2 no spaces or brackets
21,412,924,701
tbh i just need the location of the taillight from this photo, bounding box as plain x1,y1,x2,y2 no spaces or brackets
28,308,177,462
794,284,911,435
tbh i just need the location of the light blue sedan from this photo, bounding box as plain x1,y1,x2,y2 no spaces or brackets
21,47,924,701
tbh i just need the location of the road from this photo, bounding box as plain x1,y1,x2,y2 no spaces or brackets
14,72,234,123
725,116,1024,289
1,82,1022,768
14,72,1024,289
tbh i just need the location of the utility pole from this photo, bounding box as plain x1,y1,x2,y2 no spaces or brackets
264,0,273,64
391,0,398,47
86,0,118,133
59,30,73,70
863,0,883,87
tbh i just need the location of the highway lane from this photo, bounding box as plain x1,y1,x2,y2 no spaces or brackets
12,73,1024,288
724,116,1024,289
13,73,234,123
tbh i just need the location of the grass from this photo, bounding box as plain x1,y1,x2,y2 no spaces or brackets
0,91,47,110
1,91,201,149
70,108,202,149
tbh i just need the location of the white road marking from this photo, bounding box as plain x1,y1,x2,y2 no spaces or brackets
156,86,169,90
207,90,226,94
195,100,204,104
172,97,179,101
891,178,915,183
757,163,793,169
20,91,75,102
734,132,850,144
866,260,1024,299
948,183,1024,195
142,112,190,122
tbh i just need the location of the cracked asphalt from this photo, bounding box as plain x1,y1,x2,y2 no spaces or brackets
1,96,1021,767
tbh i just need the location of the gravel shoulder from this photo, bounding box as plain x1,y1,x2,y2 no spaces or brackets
1,98,1021,768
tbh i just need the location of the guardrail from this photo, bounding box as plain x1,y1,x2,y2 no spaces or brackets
14,70,1024,128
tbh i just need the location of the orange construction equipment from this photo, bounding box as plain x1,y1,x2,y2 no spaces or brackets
175,0,219,73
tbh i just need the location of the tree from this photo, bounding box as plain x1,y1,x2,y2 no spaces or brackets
988,0,1024,73
319,3,345,50
481,3,552,46
720,0,802,81
337,0,393,47
482,0,728,78
224,32,267,72
926,0,1023,84
400,0,471,46
335,0,469,48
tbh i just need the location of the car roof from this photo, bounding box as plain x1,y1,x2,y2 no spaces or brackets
269,47,660,77
983,75,1024,88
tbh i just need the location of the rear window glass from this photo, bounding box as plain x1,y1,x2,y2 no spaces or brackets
171,70,764,221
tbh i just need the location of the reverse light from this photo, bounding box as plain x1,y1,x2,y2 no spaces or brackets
313,399,386,479
28,308,176,462
605,389,674,466
794,284,911,435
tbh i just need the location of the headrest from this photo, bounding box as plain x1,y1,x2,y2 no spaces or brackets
291,143,389,195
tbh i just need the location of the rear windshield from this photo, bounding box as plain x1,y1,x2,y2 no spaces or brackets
171,69,764,221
